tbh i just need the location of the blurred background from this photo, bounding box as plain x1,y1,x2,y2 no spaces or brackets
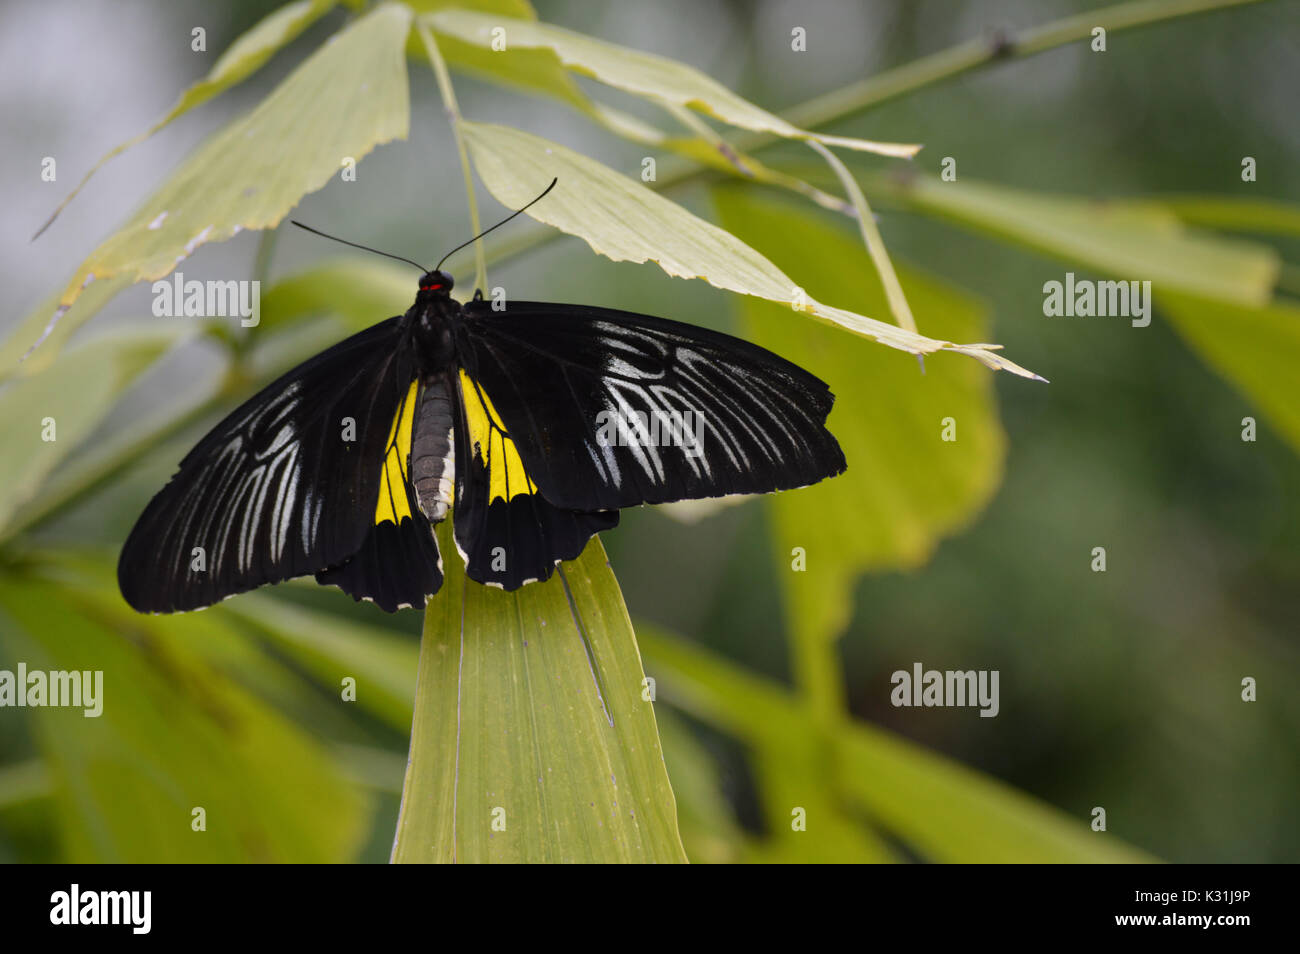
0,0,1296,863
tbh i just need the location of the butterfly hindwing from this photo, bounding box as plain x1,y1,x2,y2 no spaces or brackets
452,301,847,512
118,317,415,613
314,379,445,611
452,368,617,590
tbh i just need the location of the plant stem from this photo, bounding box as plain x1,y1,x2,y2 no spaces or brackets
417,20,487,294
808,141,917,334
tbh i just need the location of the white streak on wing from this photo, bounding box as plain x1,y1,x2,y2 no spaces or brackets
270,445,300,562
300,488,315,553
237,467,267,574
607,383,663,484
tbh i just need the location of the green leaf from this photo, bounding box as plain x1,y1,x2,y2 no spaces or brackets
32,0,340,242
713,186,1005,653
429,10,919,158
1,275,130,381
222,594,418,734
639,625,1154,863
837,720,1153,864
882,174,1279,305
392,523,686,863
0,575,369,863
1158,290,1300,453
19,3,412,365
0,327,187,539
460,121,1041,378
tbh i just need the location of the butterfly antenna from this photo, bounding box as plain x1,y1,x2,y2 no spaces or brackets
290,220,429,272
435,177,557,273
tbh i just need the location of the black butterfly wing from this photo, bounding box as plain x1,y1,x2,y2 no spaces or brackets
451,301,846,512
118,317,414,613
314,376,445,612
451,367,617,590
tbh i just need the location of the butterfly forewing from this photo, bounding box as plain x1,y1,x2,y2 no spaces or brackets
453,301,847,512
117,317,414,612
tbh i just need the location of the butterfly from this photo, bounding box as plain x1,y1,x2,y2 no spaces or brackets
117,182,846,613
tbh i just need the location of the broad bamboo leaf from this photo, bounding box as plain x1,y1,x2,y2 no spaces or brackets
461,121,1041,378
392,523,686,863
639,625,1154,863
33,0,340,241
419,4,844,212
17,3,412,366
714,187,1005,653
430,10,919,158
0,327,187,539
413,0,595,113
0,576,369,863
1,276,130,381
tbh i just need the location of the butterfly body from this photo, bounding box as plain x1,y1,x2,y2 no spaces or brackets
119,272,846,614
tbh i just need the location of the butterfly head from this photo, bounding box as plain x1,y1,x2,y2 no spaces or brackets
418,270,454,297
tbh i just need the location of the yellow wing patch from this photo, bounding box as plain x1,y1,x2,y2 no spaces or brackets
459,370,537,503
375,380,419,525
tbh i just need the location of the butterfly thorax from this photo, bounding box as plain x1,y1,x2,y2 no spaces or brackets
409,270,459,374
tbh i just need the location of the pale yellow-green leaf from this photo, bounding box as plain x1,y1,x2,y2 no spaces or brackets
413,0,595,113
885,174,1279,305
0,327,188,539
639,625,1154,863
714,187,1005,653
417,5,845,215
1,275,131,381
0,576,369,863
20,3,412,365
392,523,686,863
429,10,919,158
1158,289,1300,453
461,121,1041,378
33,0,340,242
